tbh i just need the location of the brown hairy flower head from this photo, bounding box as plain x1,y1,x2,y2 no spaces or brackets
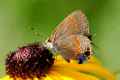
5,43,54,79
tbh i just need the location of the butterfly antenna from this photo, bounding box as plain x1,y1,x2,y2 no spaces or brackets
90,33,109,57
91,34,119,75
91,42,106,54
92,33,96,39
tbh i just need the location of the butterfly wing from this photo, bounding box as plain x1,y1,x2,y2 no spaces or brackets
48,10,90,43
55,34,92,62
47,10,92,62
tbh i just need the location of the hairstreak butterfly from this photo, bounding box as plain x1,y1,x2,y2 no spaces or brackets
45,10,93,63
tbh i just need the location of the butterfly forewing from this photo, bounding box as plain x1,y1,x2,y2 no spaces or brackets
48,10,90,43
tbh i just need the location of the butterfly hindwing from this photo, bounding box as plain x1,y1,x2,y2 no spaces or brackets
54,34,91,62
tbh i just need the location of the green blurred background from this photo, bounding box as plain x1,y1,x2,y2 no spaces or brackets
0,0,120,79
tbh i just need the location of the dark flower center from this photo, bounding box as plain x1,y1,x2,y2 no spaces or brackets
5,43,54,79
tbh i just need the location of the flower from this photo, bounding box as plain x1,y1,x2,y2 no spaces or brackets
0,43,115,80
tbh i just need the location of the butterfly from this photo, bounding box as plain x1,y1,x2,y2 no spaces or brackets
44,10,93,63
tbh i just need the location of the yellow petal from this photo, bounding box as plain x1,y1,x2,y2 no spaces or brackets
49,71,63,80
0,75,12,80
44,75,53,80
88,56,101,65
51,68,99,80
53,63,115,80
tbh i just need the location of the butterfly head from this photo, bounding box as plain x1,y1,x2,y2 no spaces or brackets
44,41,58,55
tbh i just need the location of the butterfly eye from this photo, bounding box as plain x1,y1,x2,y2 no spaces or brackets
84,51,90,57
